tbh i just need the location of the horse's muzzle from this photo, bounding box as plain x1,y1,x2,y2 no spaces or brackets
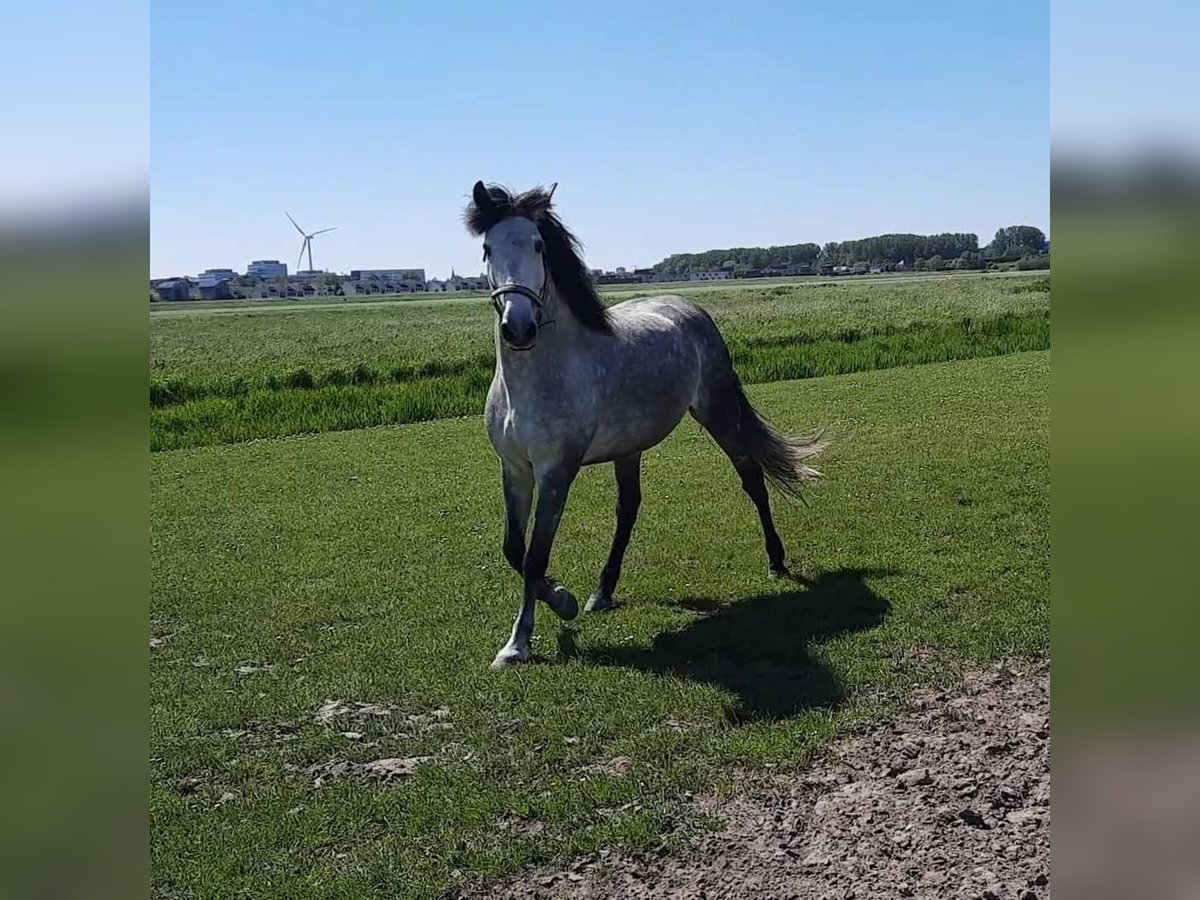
499,316,537,350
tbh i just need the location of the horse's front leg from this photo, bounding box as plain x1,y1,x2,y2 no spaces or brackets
500,461,578,624
492,462,579,669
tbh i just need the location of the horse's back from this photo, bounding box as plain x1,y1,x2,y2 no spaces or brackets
607,293,708,324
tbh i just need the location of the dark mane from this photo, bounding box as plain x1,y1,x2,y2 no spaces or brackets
463,182,612,333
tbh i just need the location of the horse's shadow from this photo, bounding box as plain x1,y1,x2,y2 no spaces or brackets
559,567,894,722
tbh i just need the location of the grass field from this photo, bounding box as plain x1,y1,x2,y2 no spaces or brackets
150,272,1049,451
151,351,1049,898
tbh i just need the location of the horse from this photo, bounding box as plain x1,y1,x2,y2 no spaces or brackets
464,181,825,669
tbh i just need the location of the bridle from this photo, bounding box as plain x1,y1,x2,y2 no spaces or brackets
488,254,555,329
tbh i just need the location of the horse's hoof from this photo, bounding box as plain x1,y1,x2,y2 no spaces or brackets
585,591,616,613
491,645,529,669
543,583,579,621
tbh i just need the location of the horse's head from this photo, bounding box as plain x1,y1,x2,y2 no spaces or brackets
467,180,558,351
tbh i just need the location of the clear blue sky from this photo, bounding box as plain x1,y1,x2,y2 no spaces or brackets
151,1,1048,279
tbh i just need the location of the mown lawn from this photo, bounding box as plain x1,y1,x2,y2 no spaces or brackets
151,351,1049,898
149,273,1049,450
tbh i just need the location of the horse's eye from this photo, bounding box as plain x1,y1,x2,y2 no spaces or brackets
533,239,544,254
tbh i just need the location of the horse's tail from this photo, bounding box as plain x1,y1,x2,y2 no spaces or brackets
731,379,826,499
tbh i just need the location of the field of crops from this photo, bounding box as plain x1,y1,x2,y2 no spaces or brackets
151,271,1049,897
149,272,1049,450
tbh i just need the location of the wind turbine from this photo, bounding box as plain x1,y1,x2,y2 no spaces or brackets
285,211,336,272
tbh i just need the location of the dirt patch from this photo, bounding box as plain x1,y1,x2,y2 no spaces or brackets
291,701,457,787
479,660,1049,900
313,698,396,723
574,756,635,779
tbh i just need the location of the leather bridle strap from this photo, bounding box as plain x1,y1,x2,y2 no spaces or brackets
488,257,554,327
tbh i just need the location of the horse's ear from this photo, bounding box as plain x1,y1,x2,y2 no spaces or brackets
472,180,493,209
547,182,558,202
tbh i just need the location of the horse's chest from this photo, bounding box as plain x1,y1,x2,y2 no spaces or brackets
486,380,589,462
487,400,527,455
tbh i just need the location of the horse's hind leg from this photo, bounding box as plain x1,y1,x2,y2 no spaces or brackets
586,453,642,612
500,462,578,624
690,394,789,578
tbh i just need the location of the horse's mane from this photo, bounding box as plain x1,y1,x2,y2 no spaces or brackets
463,182,612,333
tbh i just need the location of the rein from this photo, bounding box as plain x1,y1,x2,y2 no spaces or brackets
489,256,555,329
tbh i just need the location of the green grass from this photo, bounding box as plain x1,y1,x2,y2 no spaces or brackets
150,273,1049,450
151,351,1049,898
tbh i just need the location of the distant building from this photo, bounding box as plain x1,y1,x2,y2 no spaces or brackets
688,268,735,281
151,278,192,301
247,259,287,279
453,273,488,291
199,268,238,282
196,274,234,300
346,268,426,292
427,271,488,293
342,268,425,295
350,268,425,285
595,271,640,285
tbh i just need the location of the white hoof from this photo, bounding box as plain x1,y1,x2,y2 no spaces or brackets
491,645,529,669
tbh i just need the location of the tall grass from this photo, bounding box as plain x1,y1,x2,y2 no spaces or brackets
150,275,1048,399
151,308,1048,450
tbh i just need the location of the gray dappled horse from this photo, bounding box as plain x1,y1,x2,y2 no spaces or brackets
466,181,824,669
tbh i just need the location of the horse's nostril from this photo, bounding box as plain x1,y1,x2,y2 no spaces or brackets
501,319,536,347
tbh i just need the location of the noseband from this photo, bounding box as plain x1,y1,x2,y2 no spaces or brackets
489,257,554,329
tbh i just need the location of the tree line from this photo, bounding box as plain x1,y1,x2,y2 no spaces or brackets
652,226,1047,274
653,242,823,275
